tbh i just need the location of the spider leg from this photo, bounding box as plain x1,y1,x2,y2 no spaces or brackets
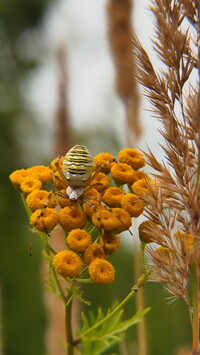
81,196,105,237
83,182,104,193
50,170,67,189
30,189,67,255
85,195,133,236
83,158,117,188
54,156,68,187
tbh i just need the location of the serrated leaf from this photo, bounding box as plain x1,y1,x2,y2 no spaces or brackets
78,305,150,355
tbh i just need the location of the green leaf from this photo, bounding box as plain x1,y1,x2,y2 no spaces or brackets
77,304,150,355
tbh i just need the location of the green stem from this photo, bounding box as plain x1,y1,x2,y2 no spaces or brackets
65,293,74,355
75,272,150,344
192,260,200,354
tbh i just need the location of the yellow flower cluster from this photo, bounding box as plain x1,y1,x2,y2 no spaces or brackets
10,147,149,284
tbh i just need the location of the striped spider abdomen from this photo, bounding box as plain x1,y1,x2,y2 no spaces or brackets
62,144,93,187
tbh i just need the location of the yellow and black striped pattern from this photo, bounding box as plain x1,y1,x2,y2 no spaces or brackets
62,144,93,186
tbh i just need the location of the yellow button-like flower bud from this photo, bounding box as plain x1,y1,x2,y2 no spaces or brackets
30,208,59,231
121,194,144,217
53,250,83,278
111,163,135,185
89,258,115,284
102,187,125,207
84,243,105,265
139,220,158,244
94,152,116,173
20,177,42,195
66,229,92,252
59,206,87,232
27,165,52,183
118,148,145,170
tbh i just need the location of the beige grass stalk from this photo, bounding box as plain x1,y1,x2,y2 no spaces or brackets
106,0,142,146
133,0,199,352
106,2,146,354
46,44,75,355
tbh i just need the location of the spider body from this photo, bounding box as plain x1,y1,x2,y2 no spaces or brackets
62,144,93,187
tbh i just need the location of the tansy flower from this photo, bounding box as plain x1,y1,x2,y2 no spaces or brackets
102,187,126,207
27,165,52,183
58,190,75,208
112,208,132,233
139,220,158,244
99,233,120,255
59,206,87,232
52,171,66,190
84,243,105,265
131,170,150,183
88,258,115,284
92,209,120,232
174,231,194,247
9,169,37,188
118,148,145,170
53,250,83,278
131,178,150,196
174,231,194,260
30,208,59,231
111,163,135,185
83,188,102,217
90,172,110,192
50,156,64,172
94,152,116,173
156,246,171,258
20,177,42,195
66,229,92,252
26,190,56,211
121,194,144,217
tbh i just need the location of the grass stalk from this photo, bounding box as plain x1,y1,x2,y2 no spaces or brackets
192,260,200,354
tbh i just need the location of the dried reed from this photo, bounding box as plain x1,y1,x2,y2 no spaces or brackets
133,0,199,352
107,0,142,145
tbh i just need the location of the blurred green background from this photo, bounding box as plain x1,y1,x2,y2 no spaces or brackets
0,0,192,354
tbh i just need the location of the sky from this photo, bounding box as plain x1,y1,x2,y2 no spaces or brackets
21,0,163,158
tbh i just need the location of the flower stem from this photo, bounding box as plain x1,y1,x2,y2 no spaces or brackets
192,260,200,354
75,271,150,344
65,294,74,355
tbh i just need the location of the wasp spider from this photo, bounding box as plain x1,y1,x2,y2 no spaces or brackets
32,144,132,242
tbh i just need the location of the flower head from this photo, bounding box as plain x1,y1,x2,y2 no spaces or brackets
112,208,132,233
27,165,52,183
111,163,135,185
118,148,145,170
131,170,150,183
26,190,56,211
121,194,144,217
53,250,83,278
50,157,64,172
59,206,87,232
83,189,102,217
58,191,74,208
9,169,37,188
92,209,120,232
94,152,116,173
88,258,115,284
174,231,194,247
20,177,42,195
90,172,110,192
30,208,59,231
131,178,150,196
102,187,125,207
99,233,120,255
52,171,66,190
66,229,92,252
84,243,105,265
138,220,158,244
